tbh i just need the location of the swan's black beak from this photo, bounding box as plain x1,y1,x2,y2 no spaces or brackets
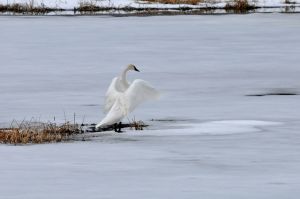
134,66,140,72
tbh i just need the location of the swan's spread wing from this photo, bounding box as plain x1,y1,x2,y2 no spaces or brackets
104,77,121,113
125,79,160,112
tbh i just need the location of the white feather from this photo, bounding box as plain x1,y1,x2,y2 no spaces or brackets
125,79,160,113
103,77,127,113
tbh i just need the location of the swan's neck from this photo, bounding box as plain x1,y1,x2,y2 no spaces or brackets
120,68,129,85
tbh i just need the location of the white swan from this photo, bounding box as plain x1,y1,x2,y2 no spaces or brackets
96,64,160,131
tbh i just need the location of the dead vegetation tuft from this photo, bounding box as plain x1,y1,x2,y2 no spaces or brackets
0,117,150,144
0,4,6,11
225,0,256,13
143,0,203,5
130,120,147,130
0,121,80,145
0,3,57,14
77,0,104,12
284,0,296,4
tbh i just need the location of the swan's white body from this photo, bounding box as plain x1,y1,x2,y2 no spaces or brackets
96,65,159,128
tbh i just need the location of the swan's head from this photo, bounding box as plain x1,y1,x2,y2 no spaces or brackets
127,64,140,72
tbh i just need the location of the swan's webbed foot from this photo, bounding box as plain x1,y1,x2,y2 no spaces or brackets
114,122,123,133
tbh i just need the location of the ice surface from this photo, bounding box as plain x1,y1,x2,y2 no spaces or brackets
1,120,300,199
1,14,300,199
1,14,300,124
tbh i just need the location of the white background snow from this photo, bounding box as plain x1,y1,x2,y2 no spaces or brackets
1,14,300,198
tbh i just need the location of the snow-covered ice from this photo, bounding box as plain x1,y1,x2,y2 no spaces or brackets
1,14,300,198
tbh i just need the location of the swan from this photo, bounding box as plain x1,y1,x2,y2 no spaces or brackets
96,64,160,132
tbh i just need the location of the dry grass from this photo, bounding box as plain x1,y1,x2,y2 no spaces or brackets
285,0,296,4
0,2,57,13
130,120,147,130
0,4,6,11
0,0,62,14
0,118,149,144
143,0,203,5
225,0,256,13
0,122,80,145
77,0,109,12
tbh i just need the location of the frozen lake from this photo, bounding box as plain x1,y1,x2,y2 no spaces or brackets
1,14,300,199
1,14,300,124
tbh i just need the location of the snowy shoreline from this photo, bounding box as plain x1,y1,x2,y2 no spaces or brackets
1,0,300,15
1,0,300,10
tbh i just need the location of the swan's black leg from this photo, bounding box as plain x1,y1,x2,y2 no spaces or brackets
117,122,122,133
114,123,118,132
